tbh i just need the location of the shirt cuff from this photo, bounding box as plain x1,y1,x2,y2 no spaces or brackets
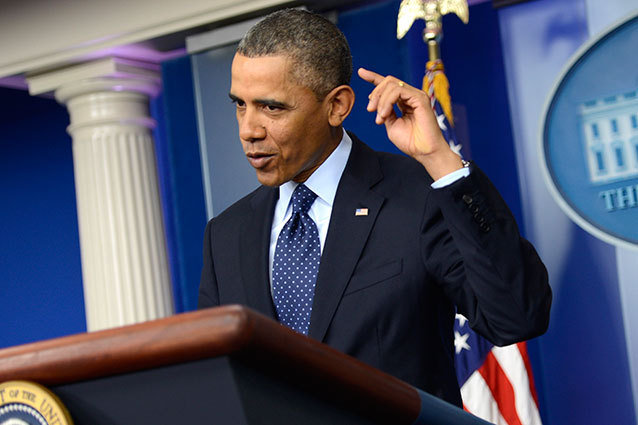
430,167,470,189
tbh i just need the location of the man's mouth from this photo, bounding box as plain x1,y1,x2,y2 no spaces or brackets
246,152,274,168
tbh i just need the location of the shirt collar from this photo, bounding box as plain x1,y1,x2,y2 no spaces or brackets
278,131,352,210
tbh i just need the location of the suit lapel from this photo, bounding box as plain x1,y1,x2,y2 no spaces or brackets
309,137,385,342
240,186,278,320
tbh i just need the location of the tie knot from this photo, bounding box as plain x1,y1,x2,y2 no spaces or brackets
291,184,317,214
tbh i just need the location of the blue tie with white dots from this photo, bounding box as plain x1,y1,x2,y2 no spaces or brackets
272,184,321,335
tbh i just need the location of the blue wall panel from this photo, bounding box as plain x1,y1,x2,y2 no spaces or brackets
0,87,85,348
156,56,207,313
498,0,637,422
339,0,410,155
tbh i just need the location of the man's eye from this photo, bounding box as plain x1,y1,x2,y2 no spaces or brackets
232,99,245,108
265,105,281,112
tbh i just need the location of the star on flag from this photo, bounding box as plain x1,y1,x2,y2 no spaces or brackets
454,330,471,354
455,313,468,327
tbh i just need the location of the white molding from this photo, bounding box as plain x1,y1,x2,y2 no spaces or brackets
0,0,293,78
27,57,160,96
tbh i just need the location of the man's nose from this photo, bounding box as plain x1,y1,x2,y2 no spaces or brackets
238,109,266,142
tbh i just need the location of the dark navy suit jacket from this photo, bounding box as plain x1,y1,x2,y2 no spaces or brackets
198,134,552,406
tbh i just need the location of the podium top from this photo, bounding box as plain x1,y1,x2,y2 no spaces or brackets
0,305,421,423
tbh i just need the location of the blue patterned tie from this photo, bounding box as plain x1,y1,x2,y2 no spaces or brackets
272,184,321,334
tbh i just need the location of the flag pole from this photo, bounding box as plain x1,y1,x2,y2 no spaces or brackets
397,0,469,127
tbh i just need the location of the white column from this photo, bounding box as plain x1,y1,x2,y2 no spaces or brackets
28,58,174,331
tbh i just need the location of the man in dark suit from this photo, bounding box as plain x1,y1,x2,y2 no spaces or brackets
198,9,551,406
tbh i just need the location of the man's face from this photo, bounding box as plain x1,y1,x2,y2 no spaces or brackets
230,54,335,187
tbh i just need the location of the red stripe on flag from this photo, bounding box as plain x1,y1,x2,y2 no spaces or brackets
478,351,523,425
517,342,540,407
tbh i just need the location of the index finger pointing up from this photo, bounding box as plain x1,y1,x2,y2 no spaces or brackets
358,67,385,86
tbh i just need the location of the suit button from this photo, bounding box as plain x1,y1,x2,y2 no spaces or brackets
480,222,490,232
462,194,473,205
473,213,485,224
470,204,480,213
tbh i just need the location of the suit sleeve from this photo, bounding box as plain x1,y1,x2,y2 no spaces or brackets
421,163,552,346
198,219,220,309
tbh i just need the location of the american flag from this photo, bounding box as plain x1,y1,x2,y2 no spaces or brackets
454,314,543,424
425,60,543,425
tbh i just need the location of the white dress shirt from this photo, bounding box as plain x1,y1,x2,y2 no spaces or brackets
268,131,470,284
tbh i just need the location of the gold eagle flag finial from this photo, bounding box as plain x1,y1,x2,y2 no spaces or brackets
396,0,469,129
397,0,469,60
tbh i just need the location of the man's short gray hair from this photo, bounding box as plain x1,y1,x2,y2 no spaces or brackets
237,9,353,99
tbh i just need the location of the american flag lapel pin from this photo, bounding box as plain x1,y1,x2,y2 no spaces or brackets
355,208,368,216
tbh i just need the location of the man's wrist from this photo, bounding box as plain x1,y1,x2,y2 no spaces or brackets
415,148,465,181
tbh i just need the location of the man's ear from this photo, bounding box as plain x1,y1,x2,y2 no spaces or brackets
326,85,355,127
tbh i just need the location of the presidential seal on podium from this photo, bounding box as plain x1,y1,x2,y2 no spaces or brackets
0,381,72,425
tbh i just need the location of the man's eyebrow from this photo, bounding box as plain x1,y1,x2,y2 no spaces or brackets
228,93,289,109
255,98,289,109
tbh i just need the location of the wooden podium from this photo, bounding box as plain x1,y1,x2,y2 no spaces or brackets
0,305,489,424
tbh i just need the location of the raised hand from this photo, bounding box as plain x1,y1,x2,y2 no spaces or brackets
358,67,463,179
